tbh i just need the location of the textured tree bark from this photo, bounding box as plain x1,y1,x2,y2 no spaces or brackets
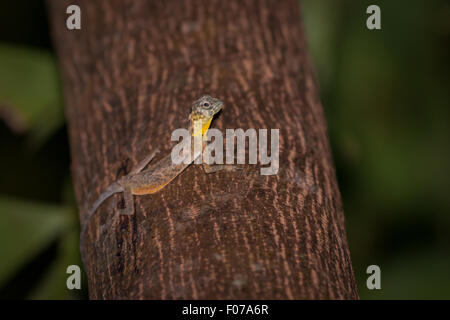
48,0,358,299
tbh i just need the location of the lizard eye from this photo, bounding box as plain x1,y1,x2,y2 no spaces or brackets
203,102,211,108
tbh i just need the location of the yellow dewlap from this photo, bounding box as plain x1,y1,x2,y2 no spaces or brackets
202,118,212,135
192,117,213,138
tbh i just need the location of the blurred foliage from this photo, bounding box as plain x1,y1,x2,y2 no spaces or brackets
0,197,71,288
0,0,86,299
0,0,448,299
302,0,450,298
0,43,64,147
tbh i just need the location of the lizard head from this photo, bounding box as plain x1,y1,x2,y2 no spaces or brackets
191,95,223,119
190,95,223,137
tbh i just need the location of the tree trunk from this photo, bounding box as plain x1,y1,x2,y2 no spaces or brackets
48,0,359,299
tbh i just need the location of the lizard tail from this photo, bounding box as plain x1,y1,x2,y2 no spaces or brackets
85,182,123,219
80,182,123,265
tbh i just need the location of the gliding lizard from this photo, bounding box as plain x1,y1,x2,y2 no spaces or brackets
81,95,228,256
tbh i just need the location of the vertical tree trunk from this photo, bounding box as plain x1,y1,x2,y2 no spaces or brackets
48,0,358,299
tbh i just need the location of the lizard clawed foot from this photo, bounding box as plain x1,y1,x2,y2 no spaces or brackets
112,190,135,215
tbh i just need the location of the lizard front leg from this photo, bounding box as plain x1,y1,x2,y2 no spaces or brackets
201,138,242,173
202,163,242,174
130,148,159,174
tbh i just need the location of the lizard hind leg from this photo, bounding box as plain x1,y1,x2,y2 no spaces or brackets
111,149,159,216
116,189,135,216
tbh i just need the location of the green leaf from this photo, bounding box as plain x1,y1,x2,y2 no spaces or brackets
28,229,86,300
0,196,73,287
0,43,64,146
360,249,450,299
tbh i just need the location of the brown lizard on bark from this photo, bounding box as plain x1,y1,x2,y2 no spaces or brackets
80,95,229,260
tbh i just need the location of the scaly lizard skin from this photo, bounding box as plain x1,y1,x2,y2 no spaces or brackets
80,95,224,258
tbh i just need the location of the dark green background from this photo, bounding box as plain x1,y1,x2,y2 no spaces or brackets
0,0,448,299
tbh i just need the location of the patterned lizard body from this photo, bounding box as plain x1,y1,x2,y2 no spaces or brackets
80,95,224,257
